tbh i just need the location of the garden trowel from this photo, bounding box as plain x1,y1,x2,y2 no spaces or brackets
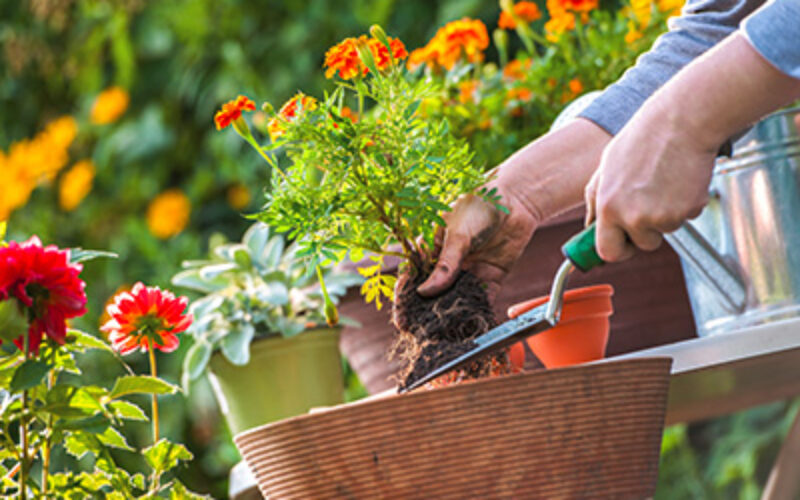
401,219,747,392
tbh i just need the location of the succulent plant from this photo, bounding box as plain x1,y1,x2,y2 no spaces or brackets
172,222,361,389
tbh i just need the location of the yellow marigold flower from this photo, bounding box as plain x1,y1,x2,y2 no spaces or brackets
59,160,95,211
0,151,36,221
146,189,191,239
42,116,78,151
625,23,644,43
90,87,129,125
227,183,251,210
268,93,318,141
631,0,684,26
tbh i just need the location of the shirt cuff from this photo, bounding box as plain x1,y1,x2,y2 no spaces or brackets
742,0,800,80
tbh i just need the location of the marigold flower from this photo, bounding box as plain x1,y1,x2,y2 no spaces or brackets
90,87,129,125
0,236,87,353
407,18,489,71
549,0,599,14
625,21,645,43
339,106,359,123
59,159,95,211
499,1,543,29
268,93,318,140
214,95,256,131
0,152,35,221
324,35,407,80
631,0,684,26
545,10,576,41
146,189,191,239
507,87,533,102
101,282,192,355
227,183,251,210
503,58,531,80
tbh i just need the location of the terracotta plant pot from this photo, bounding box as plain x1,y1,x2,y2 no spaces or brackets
235,357,672,499
339,208,696,393
508,284,613,368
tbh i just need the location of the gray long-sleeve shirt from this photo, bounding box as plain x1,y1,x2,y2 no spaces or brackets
579,0,800,135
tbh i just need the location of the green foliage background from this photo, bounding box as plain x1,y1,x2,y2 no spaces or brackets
1,0,796,497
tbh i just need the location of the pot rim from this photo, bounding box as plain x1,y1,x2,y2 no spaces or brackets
507,284,613,317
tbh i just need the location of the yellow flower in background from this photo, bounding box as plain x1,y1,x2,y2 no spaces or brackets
146,189,191,239
90,86,130,125
0,115,78,220
59,160,95,211
226,183,251,210
631,0,684,27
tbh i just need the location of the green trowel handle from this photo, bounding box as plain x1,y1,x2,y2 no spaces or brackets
561,222,604,272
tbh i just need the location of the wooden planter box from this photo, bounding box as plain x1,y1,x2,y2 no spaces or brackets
340,208,696,393
235,357,672,499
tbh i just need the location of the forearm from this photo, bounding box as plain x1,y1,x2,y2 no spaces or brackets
647,32,800,152
494,118,611,222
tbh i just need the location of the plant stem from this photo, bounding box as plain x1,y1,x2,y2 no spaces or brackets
19,334,29,500
148,343,159,444
41,371,55,496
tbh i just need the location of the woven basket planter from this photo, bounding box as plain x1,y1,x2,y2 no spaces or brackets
235,357,671,499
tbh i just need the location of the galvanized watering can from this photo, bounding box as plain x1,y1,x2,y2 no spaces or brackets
679,105,800,335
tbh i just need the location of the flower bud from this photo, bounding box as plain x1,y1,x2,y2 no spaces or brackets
355,39,380,76
261,101,275,116
369,25,390,49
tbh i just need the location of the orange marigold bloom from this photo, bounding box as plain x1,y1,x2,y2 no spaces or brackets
407,18,489,71
101,282,192,355
545,11,576,41
339,106,359,123
268,93,318,140
499,1,543,29
458,80,480,104
324,35,407,80
214,95,256,131
568,78,584,95
90,87,129,125
507,87,533,102
550,0,599,14
503,58,532,80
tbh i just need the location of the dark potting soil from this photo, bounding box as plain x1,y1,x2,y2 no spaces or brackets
391,267,512,389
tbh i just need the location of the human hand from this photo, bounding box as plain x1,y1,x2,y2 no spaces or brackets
583,100,717,262
417,118,612,299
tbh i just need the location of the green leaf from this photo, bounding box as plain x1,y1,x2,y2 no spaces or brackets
68,329,114,353
253,281,288,305
243,223,270,258
64,433,98,460
183,340,212,382
69,248,118,264
171,269,227,293
107,375,178,400
169,480,211,499
44,385,104,417
144,438,193,473
10,359,52,392
220,324,255,365
58,413,110,433
261,234,285,269
97,426,133,451
108,400,148,421
199,262,239,280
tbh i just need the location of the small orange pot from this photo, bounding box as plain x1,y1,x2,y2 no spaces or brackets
508,284,614,369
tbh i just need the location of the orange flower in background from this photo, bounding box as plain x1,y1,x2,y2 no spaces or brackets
90,86,129,125
268,92,318,140
408,18,489,71
146,189,191,239
227,183,251,210
545,11,576,41
214,95,256,131
458,80,480,104
631,0,684,27
324,35,407,80
499,1,543,29
568,78,584,94
339,106,359,123
507,87,533,102
101,282,192,355
503,58,532,80
59,159,95,211
550,0,599,14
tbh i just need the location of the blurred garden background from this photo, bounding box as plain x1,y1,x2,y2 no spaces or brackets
1,0,796,497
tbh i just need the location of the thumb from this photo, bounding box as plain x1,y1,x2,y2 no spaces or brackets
417,229,470,297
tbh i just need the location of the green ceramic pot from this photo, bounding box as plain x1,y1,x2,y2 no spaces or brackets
208,327,344,435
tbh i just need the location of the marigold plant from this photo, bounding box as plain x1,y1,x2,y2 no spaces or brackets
89,86,129,125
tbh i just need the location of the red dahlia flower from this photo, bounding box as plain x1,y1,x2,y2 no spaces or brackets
101,282,192,355
0,236,87,353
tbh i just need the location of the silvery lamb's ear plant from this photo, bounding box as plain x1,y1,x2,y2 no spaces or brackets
172,223,361,390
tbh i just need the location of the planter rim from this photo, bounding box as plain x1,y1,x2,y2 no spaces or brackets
507,283,613,317
209,326,341,369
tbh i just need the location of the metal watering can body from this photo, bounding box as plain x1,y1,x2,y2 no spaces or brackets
680,106,800,335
